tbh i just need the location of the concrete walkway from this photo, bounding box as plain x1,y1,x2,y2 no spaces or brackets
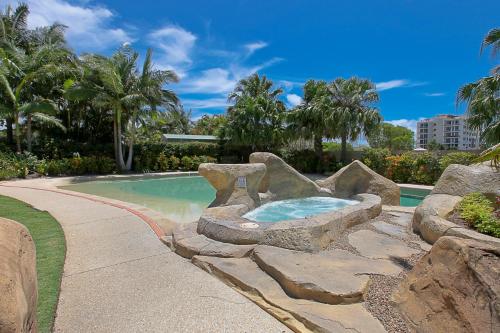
0,184,289,333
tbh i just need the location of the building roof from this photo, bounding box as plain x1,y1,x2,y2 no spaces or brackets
162,134,217,141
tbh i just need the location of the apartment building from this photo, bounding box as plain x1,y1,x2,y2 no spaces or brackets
416,114,480,150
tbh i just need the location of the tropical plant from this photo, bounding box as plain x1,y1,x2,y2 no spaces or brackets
223,74,285,151
457,28,500,146
66,47,178,171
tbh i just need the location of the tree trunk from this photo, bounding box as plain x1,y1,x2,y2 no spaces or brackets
313,134,323,172
6,117,13,145
340,132,348,164
113,114,119,163
27,115,32,152
115,112,126,171
14,113,21,153
125,139,134,171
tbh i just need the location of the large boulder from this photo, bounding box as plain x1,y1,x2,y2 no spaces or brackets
249,152,330,200
0,218,38,333
393,236,500,333
431,163,500,198
317,160,400,205
198,163,266,209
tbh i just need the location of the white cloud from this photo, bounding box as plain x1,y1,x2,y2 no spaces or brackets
286,94,303,107
183,97,230,109
376,79,428,91
244,41,267,56
149,25,197,65
385,118,426,133
19,0,132,50
424,92,445,97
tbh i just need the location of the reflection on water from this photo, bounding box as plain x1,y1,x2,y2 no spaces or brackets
61,176,215,223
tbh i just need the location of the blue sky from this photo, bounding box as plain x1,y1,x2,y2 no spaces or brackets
4,0,499,132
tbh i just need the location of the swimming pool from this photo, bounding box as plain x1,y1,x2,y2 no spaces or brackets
61,176,429,223
61,176,215,223
400,187,431,207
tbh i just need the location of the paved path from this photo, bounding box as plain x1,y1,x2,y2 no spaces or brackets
0,184,289,333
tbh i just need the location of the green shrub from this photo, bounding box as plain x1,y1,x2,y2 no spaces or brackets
156,152,169,172
458,193,499,238
180,156,193,170
412,153,440,185
361,148,391,175
169,156,180,170
281,149,319,173
439,152,476,171
386,153,414,183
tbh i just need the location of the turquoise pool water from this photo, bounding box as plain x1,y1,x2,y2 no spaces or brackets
243,197,359,223
61,176,215,223
400,187,431,207
61,176,430,223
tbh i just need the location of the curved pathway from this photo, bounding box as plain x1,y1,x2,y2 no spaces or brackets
0,182,289,333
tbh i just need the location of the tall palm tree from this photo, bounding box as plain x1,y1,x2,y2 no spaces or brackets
0,43,69,152
327,77,381,162
287,80,335,165
457,27,500,146
66,46,178,171
225,74,285,151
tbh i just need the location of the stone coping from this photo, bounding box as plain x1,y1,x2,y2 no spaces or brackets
412,193,500,246
398,183,434,191
197,193,382,252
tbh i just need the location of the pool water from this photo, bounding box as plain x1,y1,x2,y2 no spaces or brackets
400,187,431,207
243,197,359,223
61,176,215,223
61,176,430,223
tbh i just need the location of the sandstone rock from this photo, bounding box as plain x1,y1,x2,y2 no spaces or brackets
172,222,255,258
317,160,400,205
249,152,330,200
431,163,500,198
0,218,38,333
348,229,420,259
253,245,401,305
393,236,500,333
192,255,386,333
198,163,266,209
372,221,407,238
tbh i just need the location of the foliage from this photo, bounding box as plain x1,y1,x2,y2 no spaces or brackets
280,149,320,173
457,28,500,146
222,74,286,151
0,195,66,333
322,142,353,152
361,147,391,175
474,143,500,169
386,153,415,183
191,114,227,136
439,151,476,171
458,193,500,238
412,153,441,184
367,123,414,152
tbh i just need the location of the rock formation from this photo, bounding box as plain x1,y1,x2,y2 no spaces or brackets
0,218,38,333
198,163,266,209
249,152,330,200
317,160,400,205
393,236,500,333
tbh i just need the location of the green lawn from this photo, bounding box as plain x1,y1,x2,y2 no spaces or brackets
0,196,66,333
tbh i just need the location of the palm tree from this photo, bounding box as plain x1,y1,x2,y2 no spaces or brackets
457,28,500,146
0,43,69,152
287,80,335,165
225,74,285,151
327,77,381,162
164,104,192,134
66,46,178,171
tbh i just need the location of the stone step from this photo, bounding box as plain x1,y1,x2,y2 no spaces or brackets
348,229,421,260
171,222,255,259
192,255,387,333
253,245,402,305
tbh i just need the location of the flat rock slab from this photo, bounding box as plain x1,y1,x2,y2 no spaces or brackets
253,245,401,305
192,255,386,333
349,230,420,260
388,213,413,227
372,221,407,238
173,223,254,259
